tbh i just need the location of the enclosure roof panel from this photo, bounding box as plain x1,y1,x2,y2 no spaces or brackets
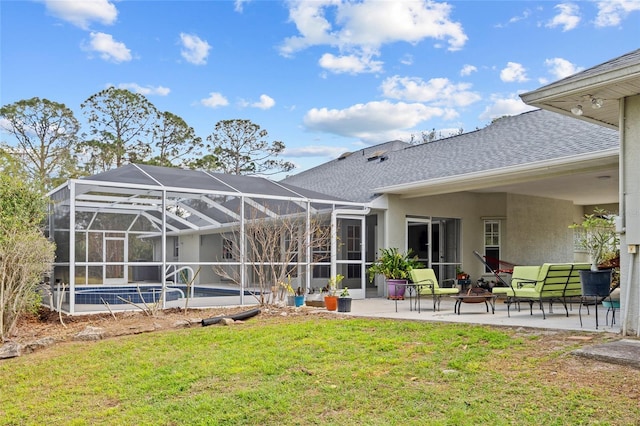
81,164,351,204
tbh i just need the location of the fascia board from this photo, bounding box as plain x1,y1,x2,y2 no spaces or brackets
521,66,640,104
374,149,619,197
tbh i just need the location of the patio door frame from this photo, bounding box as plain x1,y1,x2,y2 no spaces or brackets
406,217,460,285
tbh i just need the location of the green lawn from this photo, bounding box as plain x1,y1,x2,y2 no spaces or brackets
1,316,637,425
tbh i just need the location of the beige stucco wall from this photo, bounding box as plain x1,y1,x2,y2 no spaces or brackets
376,191,581,281
504,193,574,265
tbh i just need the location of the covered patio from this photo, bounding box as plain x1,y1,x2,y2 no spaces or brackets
46,164,369,315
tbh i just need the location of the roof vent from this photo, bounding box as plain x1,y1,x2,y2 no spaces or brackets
367,150,387,162
337,151,352,160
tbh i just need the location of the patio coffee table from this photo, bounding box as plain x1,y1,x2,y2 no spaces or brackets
452,292,497,314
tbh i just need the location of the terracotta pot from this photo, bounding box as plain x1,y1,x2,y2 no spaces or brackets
324,295,338,311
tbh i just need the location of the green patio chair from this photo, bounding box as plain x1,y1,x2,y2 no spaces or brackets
409,268,459,312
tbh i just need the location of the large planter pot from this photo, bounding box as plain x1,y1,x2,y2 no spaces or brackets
580,269,612,297
324,295,338,311
387,279,407,300
294,295,305,307
337,297,352,312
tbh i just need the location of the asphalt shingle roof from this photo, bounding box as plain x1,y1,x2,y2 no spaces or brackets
281,109,619,203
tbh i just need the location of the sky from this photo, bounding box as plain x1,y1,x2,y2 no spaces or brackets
1,0,639,179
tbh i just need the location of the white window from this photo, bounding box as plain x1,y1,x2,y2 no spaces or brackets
483,220,501,272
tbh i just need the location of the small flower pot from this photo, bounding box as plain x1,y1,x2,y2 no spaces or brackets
294,295,305,307
337,297,352,312
324,295,338,311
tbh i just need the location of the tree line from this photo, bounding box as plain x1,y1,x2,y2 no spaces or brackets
1,87,295,190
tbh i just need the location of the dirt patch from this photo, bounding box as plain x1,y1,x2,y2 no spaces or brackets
7,305,334,345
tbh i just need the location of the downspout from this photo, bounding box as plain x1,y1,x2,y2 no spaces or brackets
618,96,638,337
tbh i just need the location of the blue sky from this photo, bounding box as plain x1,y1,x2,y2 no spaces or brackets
1,0,639,178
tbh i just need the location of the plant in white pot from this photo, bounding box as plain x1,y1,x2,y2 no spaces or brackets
570,208,619,297
368,248,423,300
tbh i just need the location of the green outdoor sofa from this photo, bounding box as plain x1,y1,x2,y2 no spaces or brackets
491,263,591,319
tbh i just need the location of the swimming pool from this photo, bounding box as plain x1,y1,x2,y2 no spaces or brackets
74,286,182,305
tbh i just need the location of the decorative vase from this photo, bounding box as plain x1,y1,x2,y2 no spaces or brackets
386,279,407,300
579,269,612,297
294,295,305,307
324,295,338,311
337,297,352,312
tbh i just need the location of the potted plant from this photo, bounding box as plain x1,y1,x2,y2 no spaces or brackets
294,286,305,307
337,285,352,312
570,208,619,297
368,248,423,300
456,266,469,280
324,274,343,311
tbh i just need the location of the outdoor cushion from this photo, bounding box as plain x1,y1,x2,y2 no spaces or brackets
492,265,540,296
409,268,459,311
505,263,590,318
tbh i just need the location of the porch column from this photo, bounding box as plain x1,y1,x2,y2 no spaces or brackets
620,94,640,336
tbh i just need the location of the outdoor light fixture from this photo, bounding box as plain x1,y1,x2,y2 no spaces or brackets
591,96,604,109
571,95,604,115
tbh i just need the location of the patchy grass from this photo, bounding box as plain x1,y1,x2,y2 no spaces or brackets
1,316,638,425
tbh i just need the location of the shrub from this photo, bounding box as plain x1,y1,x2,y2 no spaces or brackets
0,175,55,341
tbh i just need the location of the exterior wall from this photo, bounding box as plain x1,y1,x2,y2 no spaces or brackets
375,191,581,282
505,193,574,265
179,234,200,285
381,192,508,281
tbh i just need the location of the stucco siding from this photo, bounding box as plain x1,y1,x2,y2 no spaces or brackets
505,193,574,265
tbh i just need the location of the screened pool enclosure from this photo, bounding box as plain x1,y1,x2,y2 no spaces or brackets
46,164,369,314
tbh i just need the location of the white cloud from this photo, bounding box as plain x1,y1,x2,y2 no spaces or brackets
595,0,640,27
546,3,581,31
280,0,467,74
318,52,383,74
44,0,117,29
234,0,251,13
251,94,276,110
380,76,480,107
460,64,477,76
400,54,413,66
83,32,131,63
544,57,584,79
201,92,229,108
500,62,528,83
479,94,537,121
303,100,452,143
179,33,211,65
117,83,170,96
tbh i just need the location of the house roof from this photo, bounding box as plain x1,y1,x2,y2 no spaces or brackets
520,48,640,129
282,109,619,204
